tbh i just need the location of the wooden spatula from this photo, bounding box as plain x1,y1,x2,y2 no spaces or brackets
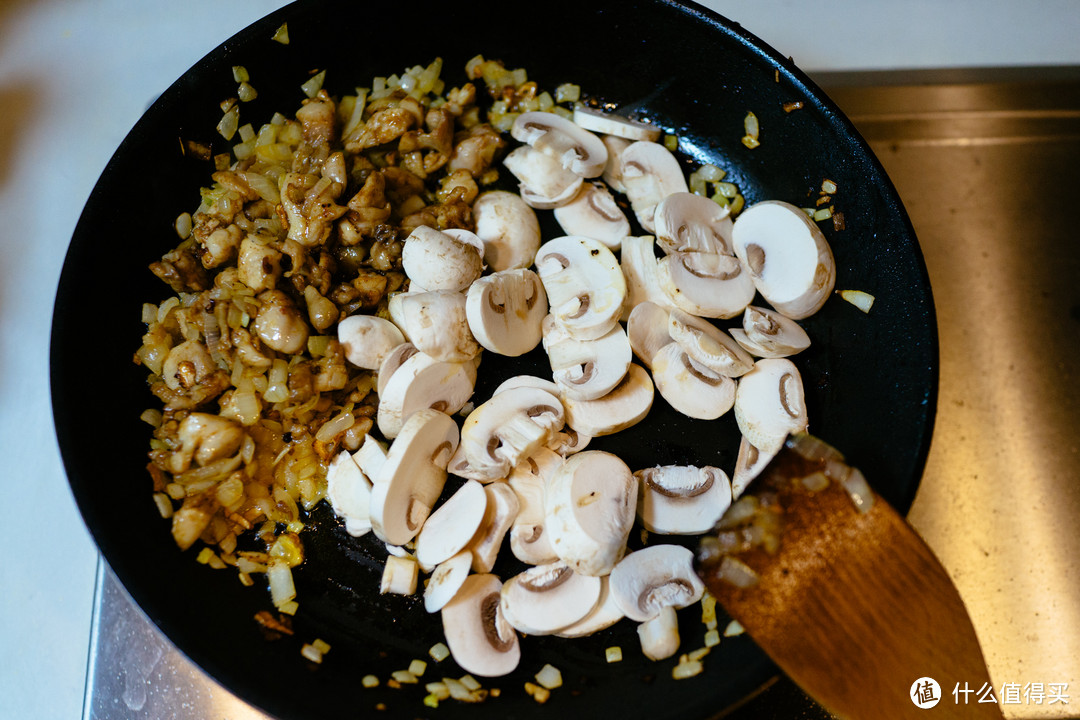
696,434,1002,720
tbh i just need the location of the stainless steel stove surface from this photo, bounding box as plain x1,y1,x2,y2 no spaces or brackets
83,68,1080,720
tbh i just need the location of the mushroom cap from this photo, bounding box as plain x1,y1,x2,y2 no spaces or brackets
414,479,489,571
553,182,631,250
731,200,836,319
376,342,419,398
650,342,736,421
499,561,603,635
388,290,481,363
554,575,626,638
465,269,547,357
667,308,754,378
441,573,520,677
326,450,373,537
619,141,689,233
657,251,756,320
502,145,584,209
626,301,673,369
635,465,733,535
468,482,521,573
507,448,563,565
423,549,473,613
337,314,406,370
620,235,676,318
733,357,809,456
730,305,812,359
472,190,542,272
511,111,608,178
402,225,484,292
600,134,632,194
609,544,705,622
459,385,565,481
572,106,662,142
542,315,632,401
376,350,477,439
653,192,733,255
544,450,637,576
493,374,562,397
534,235,627,341
369,408,459,546
562,363,654,437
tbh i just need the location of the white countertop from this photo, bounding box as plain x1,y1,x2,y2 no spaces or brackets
2,1,1077,717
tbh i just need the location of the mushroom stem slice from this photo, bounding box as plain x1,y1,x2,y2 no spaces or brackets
635,465,733,535
499,561,603,636
466,269,547,357
534,235,627,341
653,192,734,255
369,408,459,546
668,308,755,378
731,200,836,319
733,358,809,457
609,544,705,622
472,190,542,272
637,605,681,661
380,555,419,595
619,141,689,233
545,450,637,576
441,573,521,678
563,364,654,437
650,343,736,421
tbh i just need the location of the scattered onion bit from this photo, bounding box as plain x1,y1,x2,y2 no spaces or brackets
392,670,419,684
813,206,833,222
301,70,326,98
663,133,679,152
741,111,760,148
672,654,705,680
605,646,623,663
534,664,563,690
524,682,551,704
361,675,380,688
272,22,289,44
821,178,838,194
409,659,428,677
783,100,804,113
839,289,875,314
301,643,324,663
704,629,721,647
429,642,450,662
724,619,745,637
253,610,294,636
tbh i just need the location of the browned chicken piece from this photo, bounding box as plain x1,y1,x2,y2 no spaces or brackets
172,412,245,473
252,289,309,354
237,234,284,292
197,223,245,268
295,90,337,146
150,244,209,292
448,123,506,177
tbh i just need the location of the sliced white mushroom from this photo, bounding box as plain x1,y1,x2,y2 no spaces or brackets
502,145,584,209
352,434,388,481
465,269,546,357
619,141,689,233
600,134,632,194
562,363,654,437
472,190,542,272
635,465,732,535
572,106,662,142
653,191,734,255
458,385,565,481
534,235,626,341
512,111,608,178
546,426,591,456
499,561,603,635
337,315,406,370
657,251,756,320
387,290,481,363
650,342,736,420
376,351,477,439
493,374,561,397
401,225,484,293
734,358,809,456
544,450,637,576
508,448,562,566
620,235,676,318
731,200,837,319
468,482,521,573
667,309,754,378
441,573,520,677
541,315,632,401
626,301,673,369
376,342,419,398
609,544,705,622
326,450,373,537
637,605,680,661
731,435,776,499
414,479,488,571
554,576,625,638
424,549,473,613
729,305,812,359
552,182,630,250
380,554,419,595
369,408,459,546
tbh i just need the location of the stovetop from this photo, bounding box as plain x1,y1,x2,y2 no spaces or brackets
83,68,1080,720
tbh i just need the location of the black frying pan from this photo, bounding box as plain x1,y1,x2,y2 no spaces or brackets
51,1,937,718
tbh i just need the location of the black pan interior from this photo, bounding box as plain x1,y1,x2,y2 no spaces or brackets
51,1,937,718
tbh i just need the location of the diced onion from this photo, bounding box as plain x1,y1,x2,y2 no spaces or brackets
271,23,289,44
840,289,875,313
429,642,450,662
301,70,326,99
534,664,562,689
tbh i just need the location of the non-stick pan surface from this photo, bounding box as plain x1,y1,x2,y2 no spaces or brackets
52,1,937,718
